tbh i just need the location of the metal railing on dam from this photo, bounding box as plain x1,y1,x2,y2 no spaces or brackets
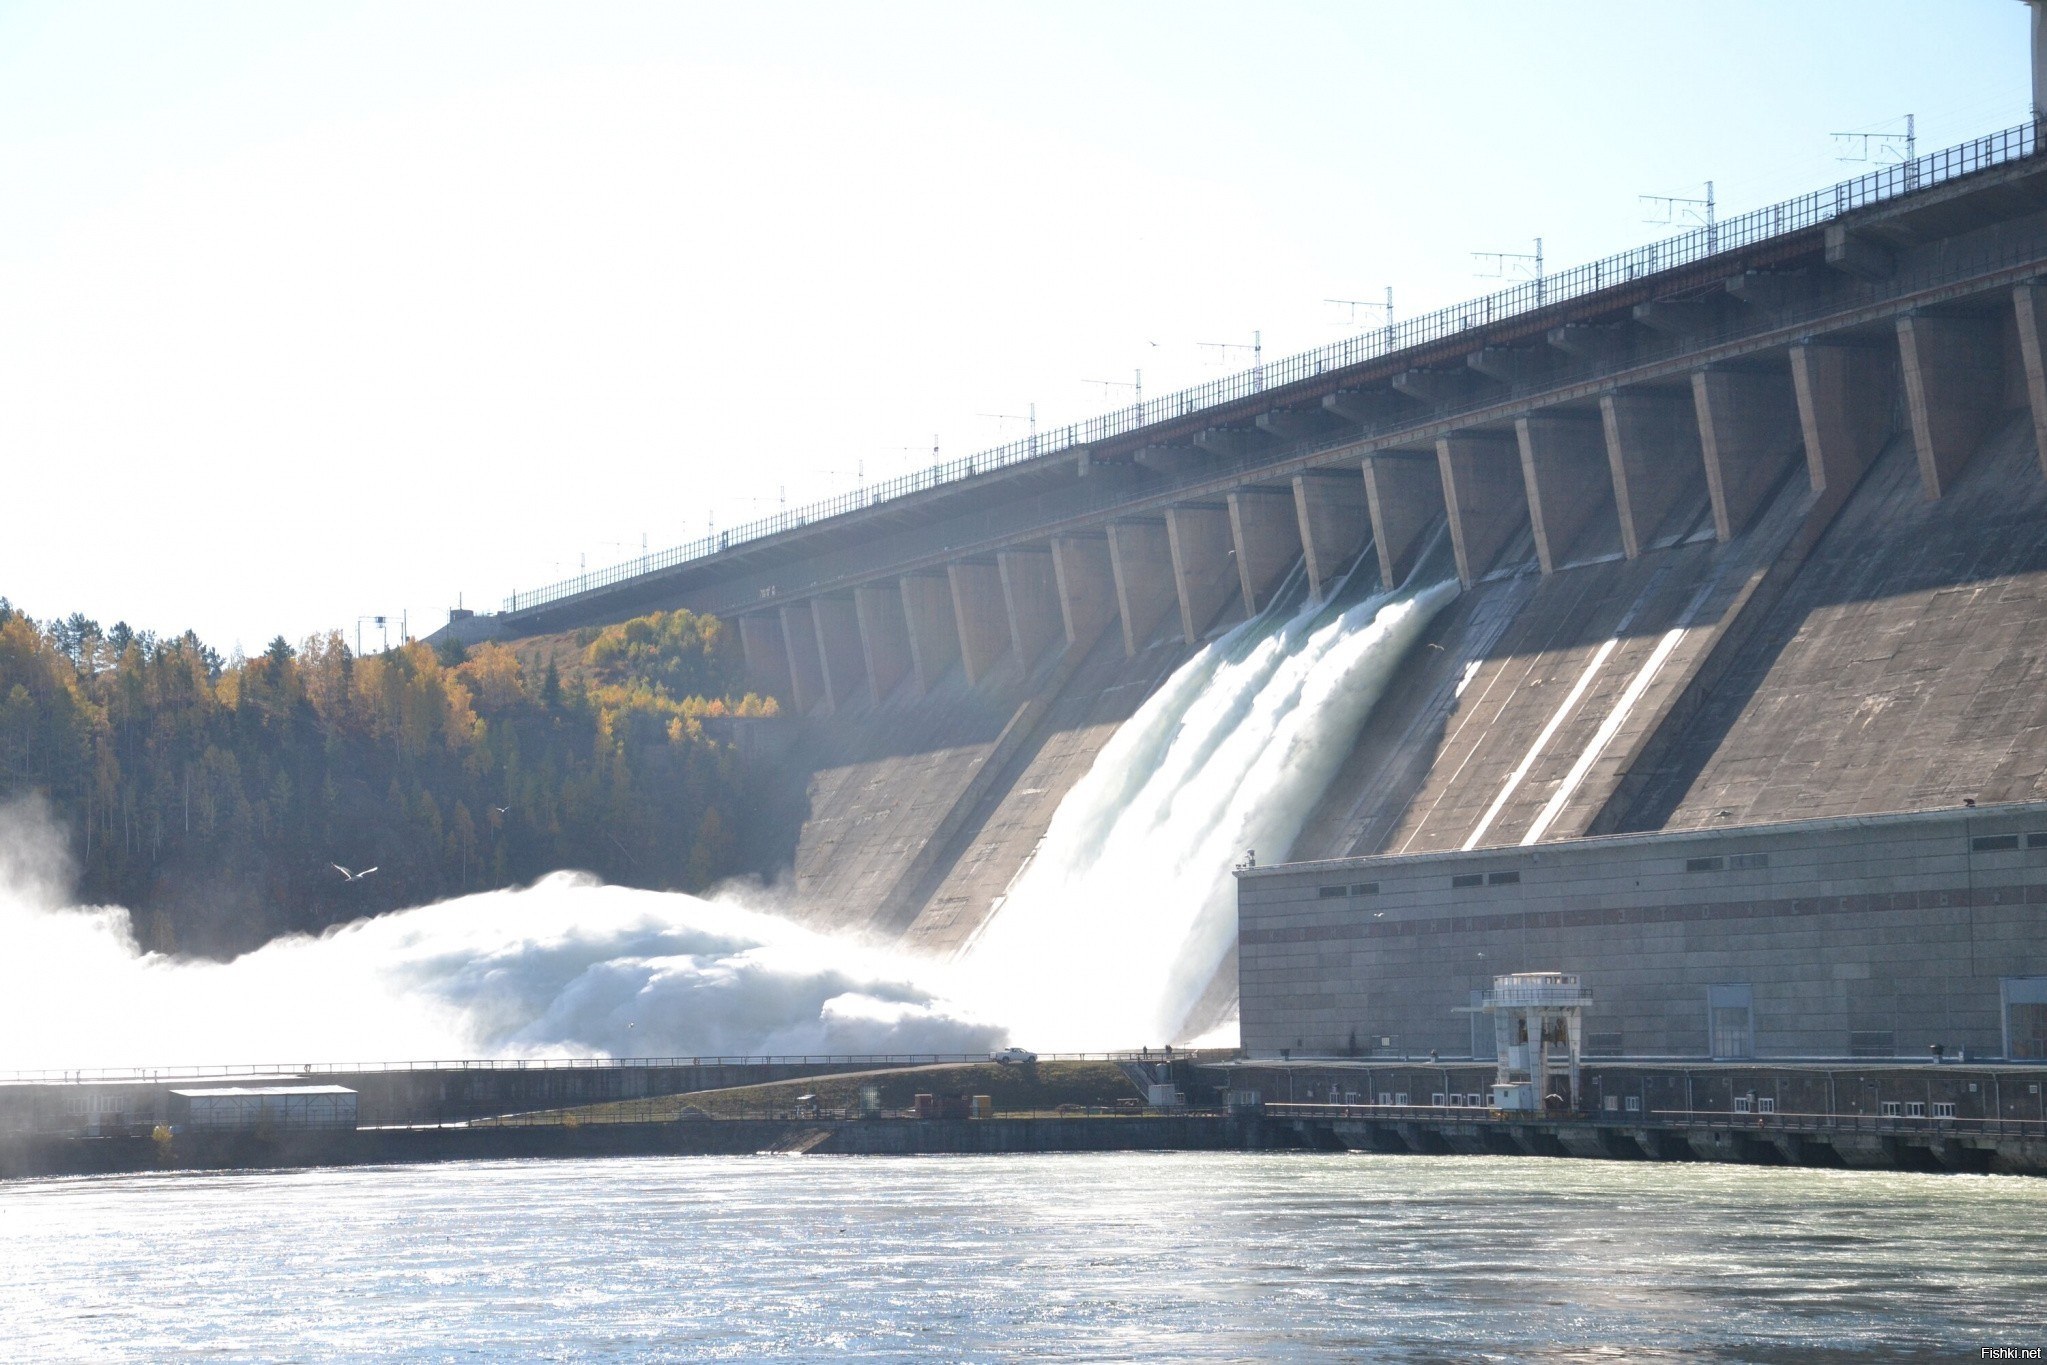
504,119,2038,616
667,210,2047,618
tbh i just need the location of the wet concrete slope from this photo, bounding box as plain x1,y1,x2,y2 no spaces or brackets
893,625,1197,955
764,616,1200,943
1617,412,2047,830
1290,461,1816,860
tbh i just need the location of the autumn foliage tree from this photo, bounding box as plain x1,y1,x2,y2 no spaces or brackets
0,600,780,956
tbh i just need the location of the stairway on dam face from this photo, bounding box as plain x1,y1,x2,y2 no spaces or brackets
1618,411,2047,830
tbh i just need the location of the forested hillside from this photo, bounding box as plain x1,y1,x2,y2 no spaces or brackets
0,601,779,955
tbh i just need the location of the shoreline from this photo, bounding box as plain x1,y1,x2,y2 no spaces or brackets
6,1106,2044,1180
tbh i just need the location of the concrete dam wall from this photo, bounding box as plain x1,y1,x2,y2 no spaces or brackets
442,129,2047,1048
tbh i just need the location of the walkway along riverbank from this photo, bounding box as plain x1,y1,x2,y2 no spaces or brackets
4,1104,2044,1180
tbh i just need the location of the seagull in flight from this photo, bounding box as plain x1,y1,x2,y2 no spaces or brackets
332,863,379,883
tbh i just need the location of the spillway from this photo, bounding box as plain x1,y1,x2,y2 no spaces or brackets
956,562,1458,1049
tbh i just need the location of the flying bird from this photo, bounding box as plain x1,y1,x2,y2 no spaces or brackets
331,864,379,883
493,806,511,815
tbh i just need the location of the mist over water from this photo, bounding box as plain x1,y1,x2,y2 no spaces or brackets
0,798,999,1069
0,568,1450,1068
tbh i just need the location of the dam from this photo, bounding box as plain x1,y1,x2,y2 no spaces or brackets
437,115,2047,1057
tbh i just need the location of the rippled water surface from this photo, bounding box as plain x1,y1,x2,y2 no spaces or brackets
2,1152,2042,1361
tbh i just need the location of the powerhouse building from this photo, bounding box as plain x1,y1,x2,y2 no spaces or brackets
1239,802,2047,1061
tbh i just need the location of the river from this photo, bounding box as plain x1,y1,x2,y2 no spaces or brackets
3,1151,2040,1360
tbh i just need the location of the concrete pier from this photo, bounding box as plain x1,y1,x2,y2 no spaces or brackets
1692,364,1800,540
779,602,826,715
1515,413,1614,574
1600,389,1705,558
1790,339,1895,497
1107,519,1176,655
899,573,962,693
810,594,867,712
1363,453,1445,588
1051,533,1118,648
1293,472,1371,598
1897,309,2006,498
1437,432,1529,586
1228,487,1302,614
1166,503,1238,643
998,548,1062,668
2012,282,2047,480
947,560,1011,685
855,583,913,705
738,612,793,702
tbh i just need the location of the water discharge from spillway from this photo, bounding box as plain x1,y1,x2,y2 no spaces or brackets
0,557,1453,1068
957,564,1459,1051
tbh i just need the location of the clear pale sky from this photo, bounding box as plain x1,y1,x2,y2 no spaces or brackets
0,1,2029,653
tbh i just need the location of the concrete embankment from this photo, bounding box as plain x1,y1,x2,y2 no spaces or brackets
1269,1103,2047,1176
8,1105,2041,1179
0,1115,1290,1180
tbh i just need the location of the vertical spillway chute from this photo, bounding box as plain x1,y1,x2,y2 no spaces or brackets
959,530,1458,1049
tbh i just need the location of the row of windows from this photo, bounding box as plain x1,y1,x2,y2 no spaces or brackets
1600,1095,1645,1113
1310,831,2041,901
1878,1101,1958,1118
1971,832,2047,851
1685,852,1771,872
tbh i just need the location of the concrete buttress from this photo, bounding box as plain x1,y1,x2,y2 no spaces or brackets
1691,364,1801,540
1227,488,1302,614
1896,310,2007,498
1107,520,1176,656
1437,432,1529,587
1166,503,1238,643
997,548,1062,668
1790,339,1896,498
1363,452,1446,588
810,594,867,712
854,583,912,705
2012,282,2047,480
947,560,1012,686
779,601,826,715
1293,472,1371,598
1050,533,1118,648
899,573,962,693
1601,388,1706,558
1515,413,1616,574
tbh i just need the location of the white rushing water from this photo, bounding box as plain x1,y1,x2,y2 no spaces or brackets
0,798,1000,1068
0,568,1451,1068
959,574,1457,1050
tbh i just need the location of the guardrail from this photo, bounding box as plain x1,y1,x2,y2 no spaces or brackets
672,208,2047,619
1265,1101,2047,1139
468,1102,1179,1128
0,1051,1181,1085
503,118,2038,615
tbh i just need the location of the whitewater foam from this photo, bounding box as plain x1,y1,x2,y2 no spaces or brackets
0,798,999,1069
957,576,1458,1050
0,573,1452,1067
